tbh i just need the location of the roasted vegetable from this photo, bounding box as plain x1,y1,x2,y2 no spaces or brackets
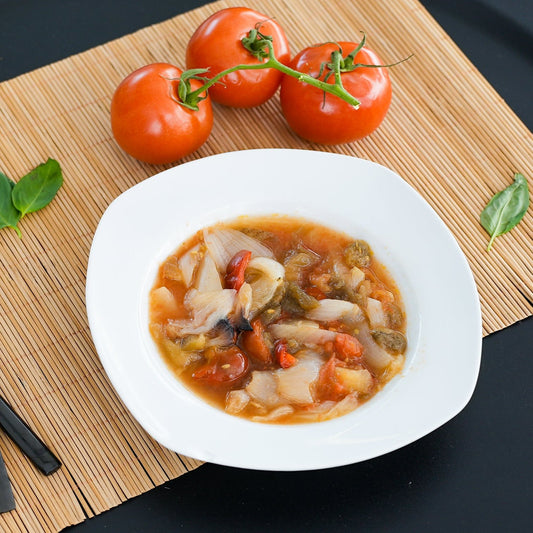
344,240,371,268
371,327,407,354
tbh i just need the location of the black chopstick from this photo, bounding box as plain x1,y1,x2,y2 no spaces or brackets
0,396,61,476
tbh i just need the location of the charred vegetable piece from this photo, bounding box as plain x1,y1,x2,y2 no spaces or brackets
225,249,252,291
285,282,319,312
344,240,371,268
212,318,237,345
371,327,407,355
239,318,273,364
192,346,249,384
275,340,297,368
334,333,364,362
384,303,404,329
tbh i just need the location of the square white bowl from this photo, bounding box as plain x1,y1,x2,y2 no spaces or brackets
86,149,481,471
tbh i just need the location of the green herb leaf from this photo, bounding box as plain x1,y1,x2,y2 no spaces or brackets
480,173,530,251
12,158,63,218
0,172,22,237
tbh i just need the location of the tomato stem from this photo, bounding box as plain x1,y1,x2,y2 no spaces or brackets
183,32,361,110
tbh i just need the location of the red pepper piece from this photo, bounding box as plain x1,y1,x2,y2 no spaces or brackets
225,250,252,291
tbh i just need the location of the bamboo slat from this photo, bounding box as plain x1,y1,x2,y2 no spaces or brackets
0,0,531,530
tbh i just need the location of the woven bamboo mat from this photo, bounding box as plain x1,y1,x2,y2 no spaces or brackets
0,0,532,530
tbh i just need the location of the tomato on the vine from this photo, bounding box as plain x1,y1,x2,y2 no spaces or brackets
186,7,290,107
280,42,392,144
111,63,213,165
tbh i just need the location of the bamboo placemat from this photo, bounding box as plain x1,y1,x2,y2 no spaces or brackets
0,0,532,530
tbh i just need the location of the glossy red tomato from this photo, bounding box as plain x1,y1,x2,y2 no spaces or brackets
186,7,290,107
192,347,249,384
111,63,213,164
280,42,392,144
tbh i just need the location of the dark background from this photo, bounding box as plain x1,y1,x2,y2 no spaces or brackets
1,1,532,531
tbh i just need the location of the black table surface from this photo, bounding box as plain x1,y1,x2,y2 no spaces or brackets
1,1,532,531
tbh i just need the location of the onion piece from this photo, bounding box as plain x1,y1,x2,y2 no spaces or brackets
233,282,253,329
166,288,236,337
246,257,285,316
252,405,294,423
276,351,322,404
245,371,282,408
150,286,179,320
335,367,374,393
225,390,250,415
306,298,362,323
247,257,285,281
270,321,337,345
195,252,222,292
349,267,365,290
178,243,202,288
322,393,359,420
357,323,392,371
203,228,273,272
366,297,387,328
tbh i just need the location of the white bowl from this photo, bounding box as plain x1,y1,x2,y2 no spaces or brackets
86,149,481,471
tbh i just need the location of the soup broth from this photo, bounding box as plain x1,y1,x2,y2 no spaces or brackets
149,216,406,424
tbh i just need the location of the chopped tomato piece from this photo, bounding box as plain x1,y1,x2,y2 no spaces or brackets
334,333,364,362
275,340,297,368
225,250,252,291
306,286,327,300
192,346,249,384
316,355,348,401
239,318,272,364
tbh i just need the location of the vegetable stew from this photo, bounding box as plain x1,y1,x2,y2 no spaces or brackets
149,216,407,424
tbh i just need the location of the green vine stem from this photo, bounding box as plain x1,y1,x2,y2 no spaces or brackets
179,28,363,111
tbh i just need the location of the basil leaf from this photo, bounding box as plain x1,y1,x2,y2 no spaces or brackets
480,173,530,251
0,172,22,237
12,158,63,218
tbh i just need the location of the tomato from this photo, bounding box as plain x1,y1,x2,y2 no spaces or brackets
334,333,364,362
239,319,272,364
192,346,249,384
316,355,348,402
111,63,213,164
280,42,392,144
274,340,297,369
186,7,290,107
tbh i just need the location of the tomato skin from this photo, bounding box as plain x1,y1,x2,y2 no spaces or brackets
225,250,252,291
192,346,249,384
186,7,290,107
239,319,272,364
280,43,392,144
111,63,213,164
334,333,364,362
